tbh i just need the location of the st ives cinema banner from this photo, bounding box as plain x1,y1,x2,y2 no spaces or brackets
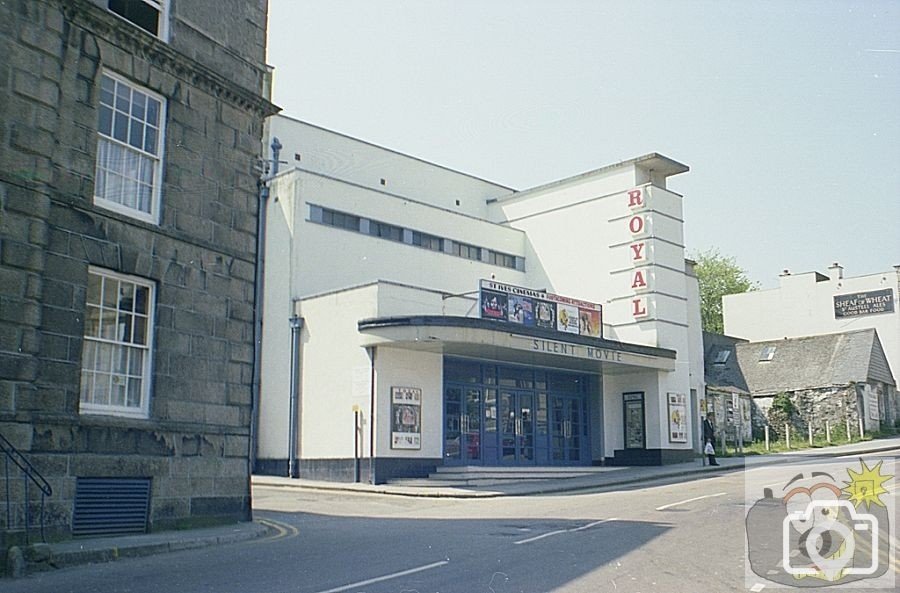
479,280,602,338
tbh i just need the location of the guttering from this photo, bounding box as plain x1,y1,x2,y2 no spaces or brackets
249,137,283,472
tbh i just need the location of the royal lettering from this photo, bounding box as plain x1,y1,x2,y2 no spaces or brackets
629,215,644,234
627,188,644,208
632,297,648,317
630,242,645,262
631,269,647,289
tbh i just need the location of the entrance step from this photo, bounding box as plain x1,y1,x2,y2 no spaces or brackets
387,466,603,488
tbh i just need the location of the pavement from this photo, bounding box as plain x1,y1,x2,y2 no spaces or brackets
6,435,899,579
252,435,900,498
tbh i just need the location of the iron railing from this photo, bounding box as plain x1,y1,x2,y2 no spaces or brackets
1,431,52,544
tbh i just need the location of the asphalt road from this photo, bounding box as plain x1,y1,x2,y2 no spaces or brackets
5,451,898,593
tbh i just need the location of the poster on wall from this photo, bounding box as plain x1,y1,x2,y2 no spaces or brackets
391,387,422,450
667,392,688,443
480,291,508,320
623,392,645,449
479,280,602,338
578,308,601,337
534,301,556,329
556,303,580,334
508,295,535,326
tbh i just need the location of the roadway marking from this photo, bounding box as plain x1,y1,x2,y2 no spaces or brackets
312,560,449,593
513,518,617,545
252,518,300,544
655,492,727,511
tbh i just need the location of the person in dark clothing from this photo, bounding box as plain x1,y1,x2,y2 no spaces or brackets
703,414,719,466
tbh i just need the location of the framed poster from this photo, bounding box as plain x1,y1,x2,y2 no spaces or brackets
391,386,422,450
623,392,645,449
667,392,688,443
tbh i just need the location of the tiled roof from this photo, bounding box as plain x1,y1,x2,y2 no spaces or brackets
729,329,895,394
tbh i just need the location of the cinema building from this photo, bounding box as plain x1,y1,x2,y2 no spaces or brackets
255,115,705,483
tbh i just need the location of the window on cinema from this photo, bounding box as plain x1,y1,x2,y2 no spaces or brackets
368,220,403,242
411,231,443,252
80,268,155,419
489,251,516,269
453,242,481,261
321,208,361,232
94,72,165,224
108,0,169,40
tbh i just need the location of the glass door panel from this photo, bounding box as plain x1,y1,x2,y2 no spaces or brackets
499,390,536,465
550,395,588,465
464,389,481,462
482,388,498,463
444,387,462,462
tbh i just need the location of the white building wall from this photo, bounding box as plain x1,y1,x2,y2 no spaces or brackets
724,268,900,379
269,114,513,217
372,346,443,459
294,286,378,459
266,169,529,300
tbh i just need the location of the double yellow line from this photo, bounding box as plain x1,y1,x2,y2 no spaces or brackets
253,518,300,545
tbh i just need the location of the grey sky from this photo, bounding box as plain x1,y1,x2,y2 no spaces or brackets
266,0,899,287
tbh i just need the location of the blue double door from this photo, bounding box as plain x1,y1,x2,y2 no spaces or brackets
443,385,588,466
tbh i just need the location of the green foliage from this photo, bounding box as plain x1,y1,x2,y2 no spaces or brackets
770,392,795,416
765,392,797,439
691,248,758,333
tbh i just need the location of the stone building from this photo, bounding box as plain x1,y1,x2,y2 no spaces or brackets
701,332,751,444
703,329,897,442
1,0,277,544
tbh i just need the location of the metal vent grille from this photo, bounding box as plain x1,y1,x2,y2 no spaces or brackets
72,477,151,537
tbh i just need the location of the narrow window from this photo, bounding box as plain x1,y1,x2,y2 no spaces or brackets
94,72,165,224
80,268,155,418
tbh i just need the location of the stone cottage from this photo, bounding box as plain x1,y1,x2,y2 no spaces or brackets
704,329,897,442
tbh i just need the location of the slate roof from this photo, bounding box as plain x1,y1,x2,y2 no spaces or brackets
729,329,895,395
703,331,749,394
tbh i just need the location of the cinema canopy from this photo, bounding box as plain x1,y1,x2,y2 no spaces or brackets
255,115,704,483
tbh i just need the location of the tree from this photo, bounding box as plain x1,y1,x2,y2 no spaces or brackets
691,248,758,333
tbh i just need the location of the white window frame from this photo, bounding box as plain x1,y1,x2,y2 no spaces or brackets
94,71,166,225
80,267,156,419
107,0,170,42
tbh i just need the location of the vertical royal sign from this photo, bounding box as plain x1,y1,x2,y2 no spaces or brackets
628,188,650,319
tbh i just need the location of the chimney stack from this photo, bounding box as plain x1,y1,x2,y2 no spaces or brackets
828,262,844,280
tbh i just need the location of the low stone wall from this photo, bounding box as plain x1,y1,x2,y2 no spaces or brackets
747,382,894,441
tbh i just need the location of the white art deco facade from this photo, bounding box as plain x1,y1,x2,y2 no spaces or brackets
255,115,705,482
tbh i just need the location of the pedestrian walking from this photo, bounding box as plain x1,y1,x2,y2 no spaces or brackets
703,413,719,466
